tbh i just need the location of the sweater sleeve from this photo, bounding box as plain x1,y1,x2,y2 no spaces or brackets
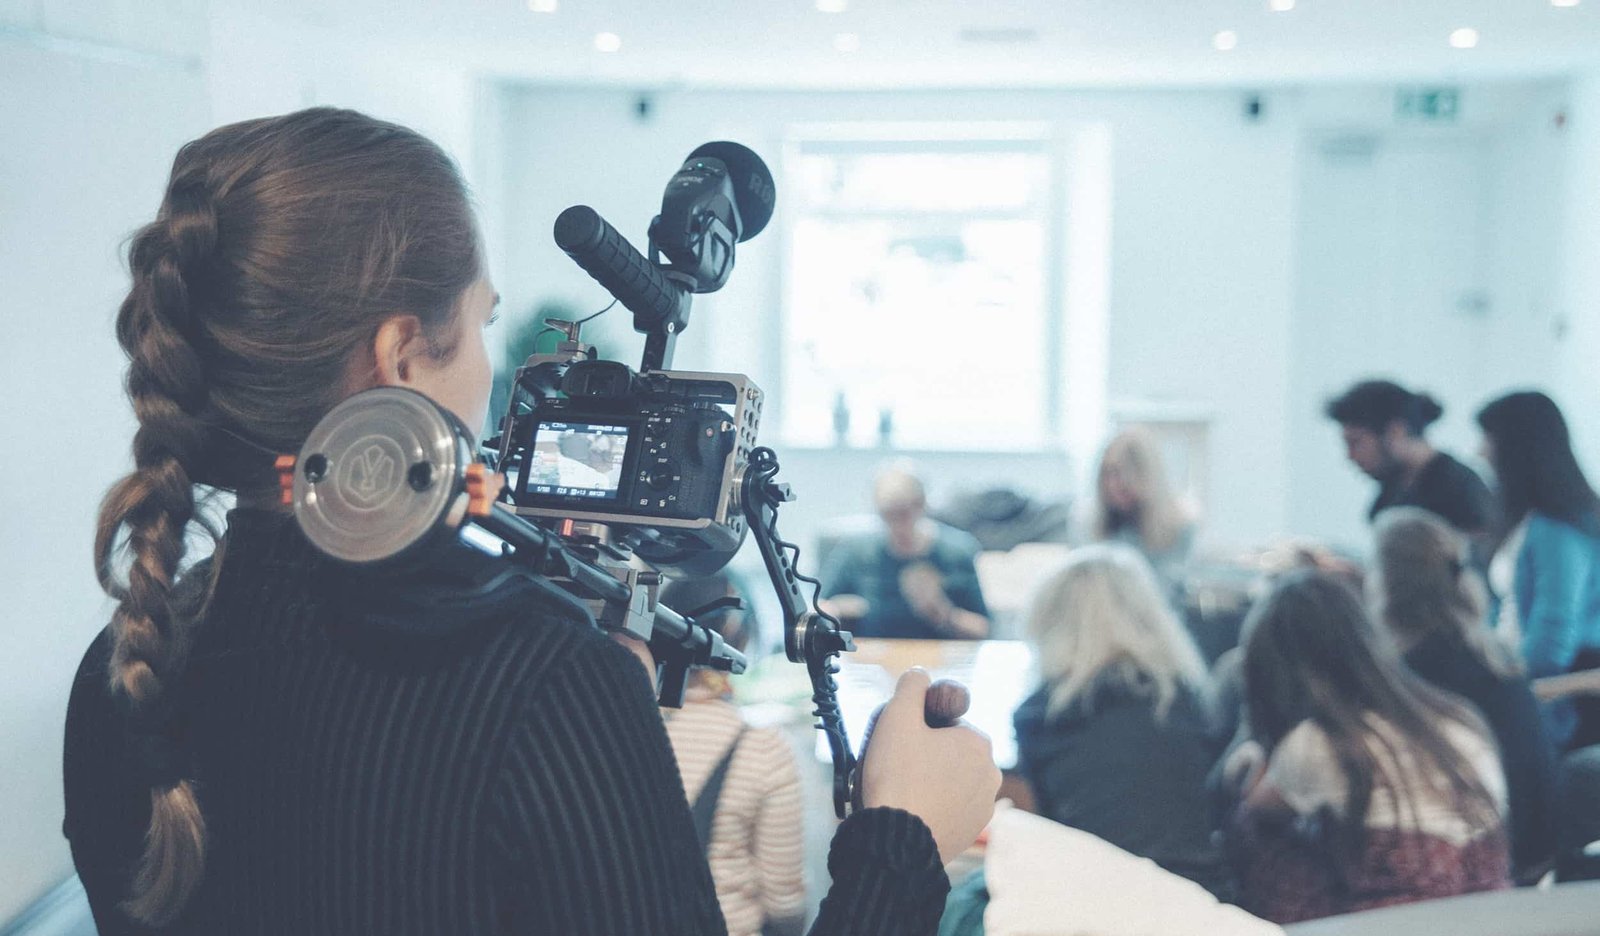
62,628,158,936
1518,518,1592,679
808,808,950,936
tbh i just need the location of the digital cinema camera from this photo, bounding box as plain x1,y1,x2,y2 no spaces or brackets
277,142,863,816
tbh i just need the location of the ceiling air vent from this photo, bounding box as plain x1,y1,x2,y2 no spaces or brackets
1316,132,1381,163
958,27,1041,45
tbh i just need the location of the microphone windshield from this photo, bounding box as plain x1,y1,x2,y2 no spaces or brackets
687,141,775,242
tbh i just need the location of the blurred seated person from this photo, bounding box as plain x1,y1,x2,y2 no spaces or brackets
1205,541,1366,754
1225,571,1510,924
819,463,990,640
1478,390,1600,750
659,573,806,936
1089,428,1196,597
1370,507,1561,882
1012,544,1230,897
1326,379,1496,541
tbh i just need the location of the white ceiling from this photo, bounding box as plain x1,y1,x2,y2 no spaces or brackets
257,0,1600,88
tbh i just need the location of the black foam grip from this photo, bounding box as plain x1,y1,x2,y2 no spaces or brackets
553,205,684,328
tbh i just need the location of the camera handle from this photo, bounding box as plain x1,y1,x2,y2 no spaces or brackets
739,447,859,818
553,204,693,373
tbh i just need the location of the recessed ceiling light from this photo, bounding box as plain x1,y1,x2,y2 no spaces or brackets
816,0,848,11
527,0,556,11
1448,27,1479,49
1213,30,1239,52
1552,0,1580,7
833,32,861,53
1268,0,1295,11
594,32,622,52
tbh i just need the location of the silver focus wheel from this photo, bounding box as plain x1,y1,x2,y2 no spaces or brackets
291,387,473,564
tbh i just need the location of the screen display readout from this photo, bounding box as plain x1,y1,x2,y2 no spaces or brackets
526,420,631,499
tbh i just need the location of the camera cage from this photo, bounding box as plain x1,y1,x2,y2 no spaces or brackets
496,353,763,577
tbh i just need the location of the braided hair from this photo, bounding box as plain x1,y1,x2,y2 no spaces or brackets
93,108,480,925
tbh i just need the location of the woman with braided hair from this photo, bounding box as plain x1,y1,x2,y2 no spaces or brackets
65,108,999,935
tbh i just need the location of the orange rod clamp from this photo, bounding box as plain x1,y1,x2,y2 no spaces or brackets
274,455,297,506
465,464,507,518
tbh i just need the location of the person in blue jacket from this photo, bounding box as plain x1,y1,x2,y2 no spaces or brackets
1478,391,1600,749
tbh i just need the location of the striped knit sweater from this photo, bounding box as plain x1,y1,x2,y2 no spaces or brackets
63,510,949,935
664,700,806,936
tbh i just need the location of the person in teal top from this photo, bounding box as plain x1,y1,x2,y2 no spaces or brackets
1478,391,1600,749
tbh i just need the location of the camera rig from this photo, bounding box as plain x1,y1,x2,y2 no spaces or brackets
278,142,862,817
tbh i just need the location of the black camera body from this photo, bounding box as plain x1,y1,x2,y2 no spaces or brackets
509,358,763,574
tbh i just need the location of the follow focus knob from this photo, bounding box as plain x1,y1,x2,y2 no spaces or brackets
288,387,475,565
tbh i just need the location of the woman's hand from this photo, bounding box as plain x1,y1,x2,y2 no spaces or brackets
860,668,1001,865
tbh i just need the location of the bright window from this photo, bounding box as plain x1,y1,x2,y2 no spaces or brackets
782,137,1053,450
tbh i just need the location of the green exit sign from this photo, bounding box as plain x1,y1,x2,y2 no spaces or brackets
1397,88,1461,122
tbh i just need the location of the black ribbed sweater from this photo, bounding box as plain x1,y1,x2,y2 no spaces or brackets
63,510,949,935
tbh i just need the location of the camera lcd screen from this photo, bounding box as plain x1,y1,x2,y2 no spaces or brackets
525,420,631,500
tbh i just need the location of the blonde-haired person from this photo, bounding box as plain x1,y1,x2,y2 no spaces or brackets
1370,507,1561,881
1092,428,1196,597
1012,544,1229,896
63,108,1000,936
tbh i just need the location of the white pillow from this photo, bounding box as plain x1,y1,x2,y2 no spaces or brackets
983,804,1283,936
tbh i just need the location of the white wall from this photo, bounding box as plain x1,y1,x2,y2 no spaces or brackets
1285,85,1573,551
204,2,479,182
1482,85,1570,398
0,19,212,922
1100,93,1297,552
1557,72,1600,480
1289,130,1495,551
